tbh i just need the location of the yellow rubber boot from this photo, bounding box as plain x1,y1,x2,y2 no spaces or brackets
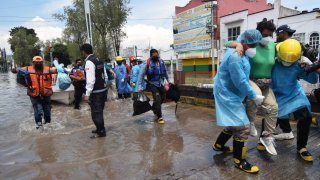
233,139,259,174
213,130,233,153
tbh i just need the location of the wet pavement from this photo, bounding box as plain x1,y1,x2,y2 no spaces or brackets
0,72,320,180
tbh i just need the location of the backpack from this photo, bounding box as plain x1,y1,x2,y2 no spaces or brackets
17,69,32,87
166,83,181,103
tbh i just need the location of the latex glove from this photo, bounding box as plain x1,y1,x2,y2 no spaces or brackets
253,95,264,106
131,82,136,87
121,78,124,82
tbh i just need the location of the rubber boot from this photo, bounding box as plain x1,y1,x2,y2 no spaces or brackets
213,130,233,153
233,139,259,174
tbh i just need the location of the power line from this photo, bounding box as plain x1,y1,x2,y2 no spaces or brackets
0,16,173,21
128,17,173,20
0,3,43,10
0,15,56,19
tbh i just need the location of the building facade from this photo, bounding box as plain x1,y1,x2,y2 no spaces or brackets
173,0,272,84
220,0,320,52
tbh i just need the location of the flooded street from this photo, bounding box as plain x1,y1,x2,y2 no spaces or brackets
0,72,320,179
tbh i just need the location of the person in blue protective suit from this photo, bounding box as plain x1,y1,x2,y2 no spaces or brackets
212,30,263,174
138,49,170,124
137,59,147,91
129,56,140,100
115,56,128,99
272,39,320,162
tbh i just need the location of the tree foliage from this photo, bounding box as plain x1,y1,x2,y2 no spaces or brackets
9,26,37,53
53,0,130,60
53,1,87,49
8,28,40,66
43,41,71,66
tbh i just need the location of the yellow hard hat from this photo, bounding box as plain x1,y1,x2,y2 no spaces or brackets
115,56,123,61
276,39,302,63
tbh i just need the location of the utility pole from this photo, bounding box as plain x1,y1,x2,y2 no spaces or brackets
135,45,138,57
49,43,53,66
84,0,93,46
203,0,218,77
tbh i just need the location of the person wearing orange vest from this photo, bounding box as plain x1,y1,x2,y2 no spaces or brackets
12,56,57,129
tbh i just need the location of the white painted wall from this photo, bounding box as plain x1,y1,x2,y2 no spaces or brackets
247,10,275,29
278,12,320,45
220,10,248,49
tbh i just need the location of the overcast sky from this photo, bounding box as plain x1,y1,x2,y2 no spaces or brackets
0,0,318,55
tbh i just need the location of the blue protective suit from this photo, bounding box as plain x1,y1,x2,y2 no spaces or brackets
130,64,140,92
272,61,318,118
139,64,147,90
214,48,257,126
115,64,127,94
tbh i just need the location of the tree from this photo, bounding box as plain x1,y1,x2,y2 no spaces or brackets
54,0,130,59
53,1,88,49
105,0,130,56
8,29,40,66
44,43,71,66
9,26,37,53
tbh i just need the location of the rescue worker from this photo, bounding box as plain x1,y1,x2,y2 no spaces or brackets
12,56,57,129
130,56,140,100
138,49,170,124
104,59,117,100
81,43,108,138
115,56,128,99
273,25,298,140
272,39,320,161
137,59,146,91
69,59,86,109
226,19,278,155
212,30,263,174
124,59,131,98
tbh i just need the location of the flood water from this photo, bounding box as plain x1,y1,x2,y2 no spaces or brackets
0,72,217,179
1,72,319,180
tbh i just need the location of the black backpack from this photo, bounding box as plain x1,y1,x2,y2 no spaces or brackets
17,69,32,87
166,84,181,103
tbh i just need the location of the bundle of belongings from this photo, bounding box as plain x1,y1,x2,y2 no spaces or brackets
53,60,72,90
133,92,152,116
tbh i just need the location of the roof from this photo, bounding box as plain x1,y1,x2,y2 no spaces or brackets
279,9,320,19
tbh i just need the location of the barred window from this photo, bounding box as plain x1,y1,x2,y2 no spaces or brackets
228,26,240,41
309,32,319,50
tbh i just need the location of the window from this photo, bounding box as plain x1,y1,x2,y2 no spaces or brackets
293,33,305,43
309,32,319,50
228,27,240,41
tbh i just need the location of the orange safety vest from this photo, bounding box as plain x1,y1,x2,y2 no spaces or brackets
26,66,53,97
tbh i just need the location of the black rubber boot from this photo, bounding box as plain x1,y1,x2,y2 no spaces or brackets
213,130,233,153
233,139,259,174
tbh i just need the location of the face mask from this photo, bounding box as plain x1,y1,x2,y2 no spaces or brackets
245,48,256,58
281,61,293,67
34,63,43,71
260,36,272,46
152,56,159,61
